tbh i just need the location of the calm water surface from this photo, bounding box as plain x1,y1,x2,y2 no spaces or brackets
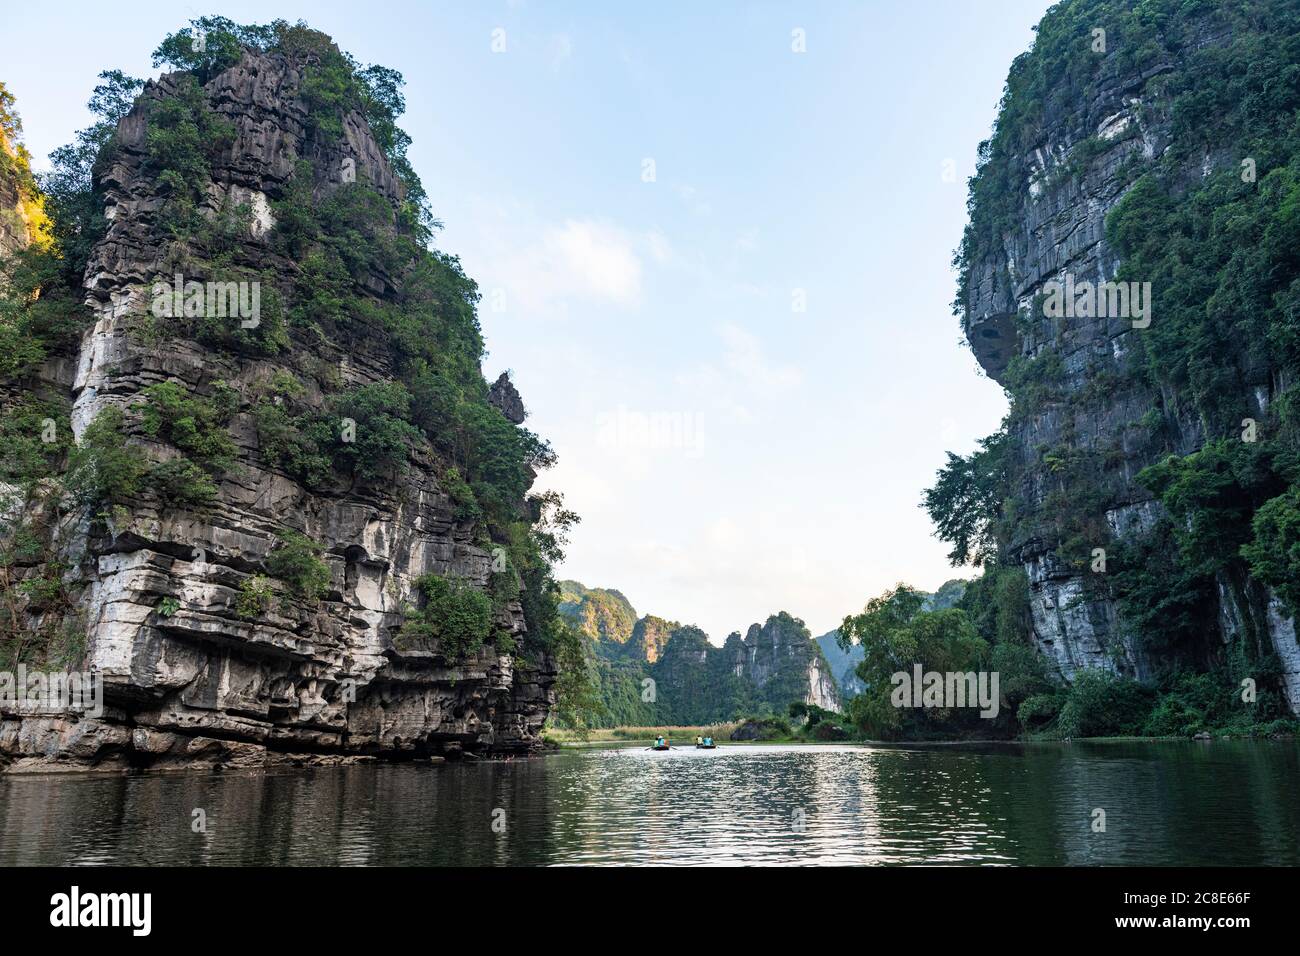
1,740,1297,865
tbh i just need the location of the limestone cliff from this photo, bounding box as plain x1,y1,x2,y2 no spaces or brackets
955,0,1300,711
733,614,839,711
0,26,561,771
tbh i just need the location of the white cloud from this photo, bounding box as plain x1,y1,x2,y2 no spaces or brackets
461,206,648,316
718,322,803,390
547,219,643,303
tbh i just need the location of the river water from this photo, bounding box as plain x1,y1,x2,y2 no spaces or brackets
1,740,1297,865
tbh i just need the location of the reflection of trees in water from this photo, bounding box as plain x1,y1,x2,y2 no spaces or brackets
864,747,1023,864
972,740,1300,865
270,760,563,865
1,742,1297,864
328,760,561,866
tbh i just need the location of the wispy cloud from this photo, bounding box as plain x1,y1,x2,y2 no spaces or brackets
545,218,643,304
675,322,802,425
718,322,802,390
672,182,712,216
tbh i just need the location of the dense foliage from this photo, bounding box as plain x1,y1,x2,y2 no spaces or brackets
264,531,332,602
923,0,1300,738
396,573,495,659
838,585,1002,738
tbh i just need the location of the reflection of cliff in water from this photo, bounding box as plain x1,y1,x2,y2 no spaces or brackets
2,742,1298,865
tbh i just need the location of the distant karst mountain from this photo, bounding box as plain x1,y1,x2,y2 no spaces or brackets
559,581,839,725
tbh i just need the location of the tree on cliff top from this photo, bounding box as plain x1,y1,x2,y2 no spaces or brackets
153,16,433,240
923,430,1008,567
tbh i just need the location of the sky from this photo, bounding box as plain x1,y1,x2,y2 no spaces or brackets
5,0,1053,642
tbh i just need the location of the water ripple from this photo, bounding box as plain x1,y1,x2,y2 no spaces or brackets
1,740,1297,865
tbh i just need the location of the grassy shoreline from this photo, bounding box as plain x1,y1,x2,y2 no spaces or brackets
546,723,738,746
547,725,1298,749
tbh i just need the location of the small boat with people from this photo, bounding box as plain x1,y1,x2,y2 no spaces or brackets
647,734,717,750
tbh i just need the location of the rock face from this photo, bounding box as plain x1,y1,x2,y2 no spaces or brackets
1,48,557,772
962,52,1170,682
558,581,637,648
958,2,1299,710
816,629,864,699
631,615,675,664
0,156,25,258
736,614,839,711
488,372,526,426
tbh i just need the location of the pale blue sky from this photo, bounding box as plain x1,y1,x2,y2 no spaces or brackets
7,0,1052,641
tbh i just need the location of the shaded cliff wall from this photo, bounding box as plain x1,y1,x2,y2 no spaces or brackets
957,0,1300,709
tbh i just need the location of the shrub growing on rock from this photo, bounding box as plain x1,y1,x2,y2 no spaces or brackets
65,407,147,507
397,573,494,660
264,530,331,602
235,574,274,619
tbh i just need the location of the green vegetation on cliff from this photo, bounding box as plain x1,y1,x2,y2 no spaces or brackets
0,73,97,383
558,581,638,647
396,573,495,659
0,81,49,252
0,18,590,714
924,0,1300,739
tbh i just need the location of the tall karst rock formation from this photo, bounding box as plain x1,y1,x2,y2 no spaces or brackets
1,24,563,771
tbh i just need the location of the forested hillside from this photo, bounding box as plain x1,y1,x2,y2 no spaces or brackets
559,581,839,726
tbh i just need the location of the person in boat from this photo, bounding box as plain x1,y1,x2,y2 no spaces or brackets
655,735,665,748
696,735,703,746
704,736,713,747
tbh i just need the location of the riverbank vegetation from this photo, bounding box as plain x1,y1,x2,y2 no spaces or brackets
548,704,854,747
833,581,1299,742
546,723,739,746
